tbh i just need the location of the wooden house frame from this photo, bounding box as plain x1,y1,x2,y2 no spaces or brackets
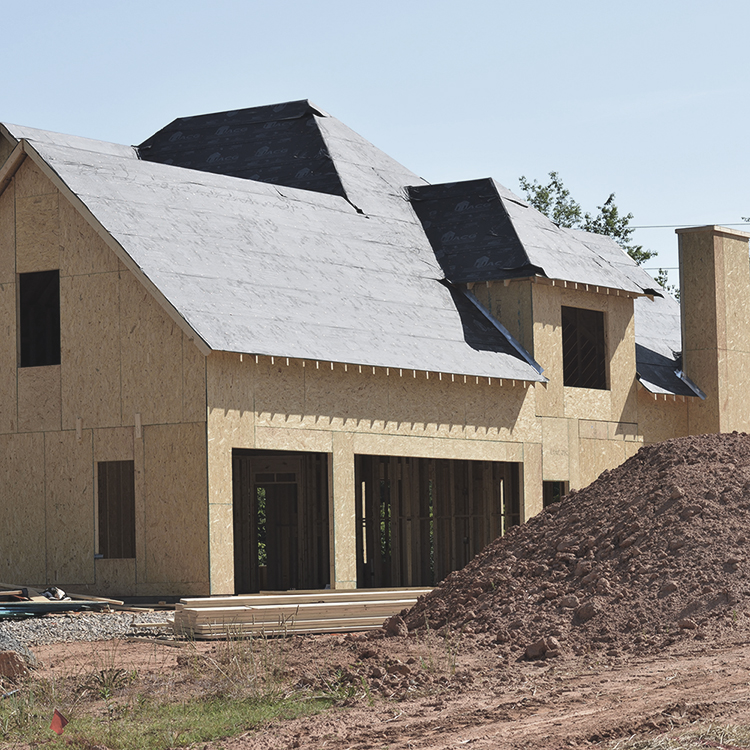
0,102,745,597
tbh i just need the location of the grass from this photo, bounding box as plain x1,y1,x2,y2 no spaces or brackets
0,632,342,749
609,723,750,749
1,686,333,749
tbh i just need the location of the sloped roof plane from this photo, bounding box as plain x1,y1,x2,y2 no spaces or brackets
15,137,543,381
1,99,685,389
409,179,661,294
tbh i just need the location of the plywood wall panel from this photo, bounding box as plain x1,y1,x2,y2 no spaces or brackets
45,429,94,585
0,184,15,284
564,387,611,422
465,382,539,443
183,337,207,423
531,286,564,417
15,160,56,198
521,442,543,521
578,438,627,488
133,423,146,585
482,280,534,351
254,425,332,452
351,431,522,462
93,427,134,463
254,358,305,428
94,558,136,595
18,366,61,432
0,137,13,167
331,432,356,589
0,283,17,433
541,417,570,481
16,193,60,273
120,270,183,426
206,352,254,508
638,390,689,444
59,199,119,277
607,295,638,424
208,503,234,594
143,422,208,585
303,364,390,432
61,273,121,429
0,433,46,584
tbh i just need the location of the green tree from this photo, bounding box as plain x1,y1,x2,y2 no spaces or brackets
518,171,582,228
518,171,655,265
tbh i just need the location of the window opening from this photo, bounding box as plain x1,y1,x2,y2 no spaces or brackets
97,460,136,559
561,306,607,389
543,481,568,508
19,270,61,367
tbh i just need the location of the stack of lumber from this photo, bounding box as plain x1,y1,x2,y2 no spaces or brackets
171,588,432,639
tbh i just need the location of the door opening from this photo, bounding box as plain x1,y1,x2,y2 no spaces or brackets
232,450,329,593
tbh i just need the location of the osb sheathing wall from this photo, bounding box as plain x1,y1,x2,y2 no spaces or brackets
637,388,689,446
678,227,750,436
0,158,209,596
476,279,643,490
0,137,13,170
205,352,541,593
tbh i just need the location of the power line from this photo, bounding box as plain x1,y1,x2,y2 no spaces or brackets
632,222,750,229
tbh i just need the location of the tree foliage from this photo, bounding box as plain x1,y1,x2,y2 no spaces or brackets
518,171,655,266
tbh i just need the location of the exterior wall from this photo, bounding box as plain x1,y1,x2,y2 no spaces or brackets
479,279,643,491
0,136,13,168
0,159,209,596
638,388,690,445
679,226,750,435
206,352,540,593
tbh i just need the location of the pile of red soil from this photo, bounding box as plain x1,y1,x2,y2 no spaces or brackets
391,432,750,658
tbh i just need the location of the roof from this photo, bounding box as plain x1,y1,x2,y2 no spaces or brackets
138,99,427,222
1,100,684,387
22,138,543,381
634,293,704,398
0,122,138,159
409,179,661,294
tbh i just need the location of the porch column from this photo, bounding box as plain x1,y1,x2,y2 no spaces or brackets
329,433,357,589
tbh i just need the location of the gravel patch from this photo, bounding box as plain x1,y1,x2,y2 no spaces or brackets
0,611,171,656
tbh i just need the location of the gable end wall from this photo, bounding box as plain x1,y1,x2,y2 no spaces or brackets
0,159,209,596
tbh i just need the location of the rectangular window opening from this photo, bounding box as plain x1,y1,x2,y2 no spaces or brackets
98,460,136,559
543,480,569,509
561,306,607,390
19,270,60,367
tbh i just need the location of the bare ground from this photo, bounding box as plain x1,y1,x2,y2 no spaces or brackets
17,627,750,750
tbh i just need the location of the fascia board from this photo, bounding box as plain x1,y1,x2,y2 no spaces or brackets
19,139,212,356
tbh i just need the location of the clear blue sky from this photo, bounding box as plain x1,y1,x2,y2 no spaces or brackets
3,0,748,286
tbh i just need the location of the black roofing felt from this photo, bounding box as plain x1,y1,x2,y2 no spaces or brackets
447,284,530,361
138,100,347,198
409,180,542,284
633,294,701,397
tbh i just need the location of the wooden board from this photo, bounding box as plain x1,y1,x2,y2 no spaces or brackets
171,588,429,639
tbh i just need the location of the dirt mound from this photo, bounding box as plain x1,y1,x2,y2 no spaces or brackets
393,432,750,658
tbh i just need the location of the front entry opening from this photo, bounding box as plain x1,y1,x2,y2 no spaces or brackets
232,450,329,593
355,456,521,588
